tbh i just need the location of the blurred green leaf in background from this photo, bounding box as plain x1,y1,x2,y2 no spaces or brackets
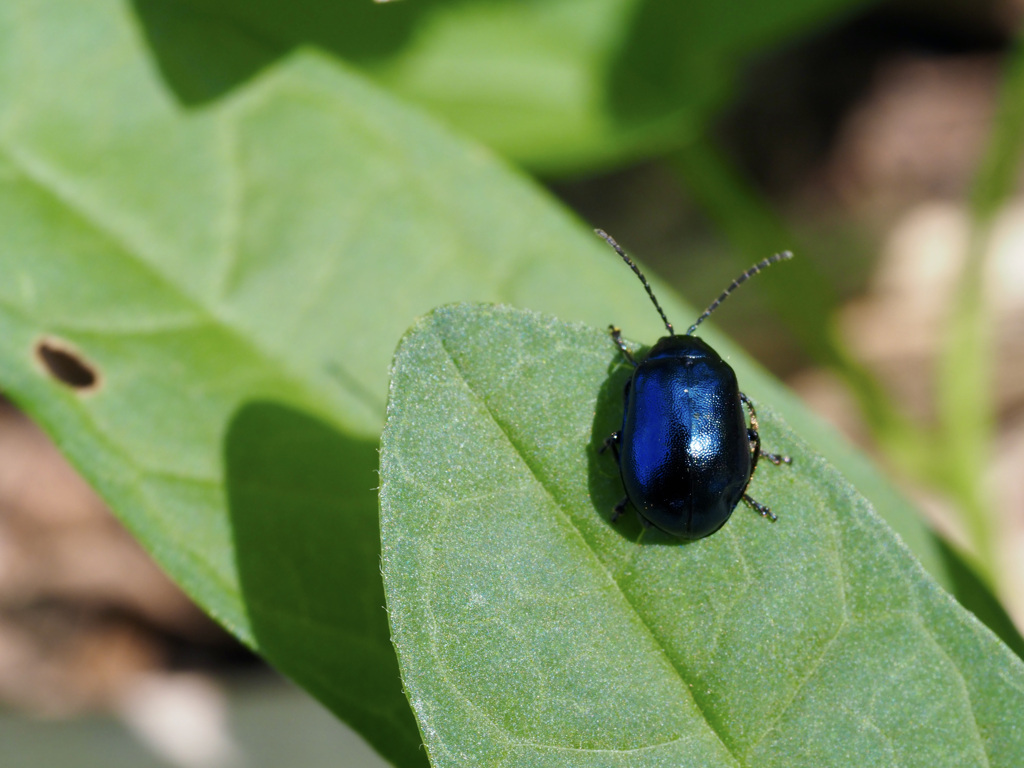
131,0,874,172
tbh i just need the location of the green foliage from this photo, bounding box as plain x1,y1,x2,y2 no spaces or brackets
1,0,1021,766
380,304,1024,767
132,0,873,173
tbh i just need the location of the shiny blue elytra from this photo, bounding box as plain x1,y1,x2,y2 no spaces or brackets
597,230,793,539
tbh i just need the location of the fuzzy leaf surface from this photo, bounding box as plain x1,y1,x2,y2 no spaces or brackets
0,0,977,764
380,304,1024,767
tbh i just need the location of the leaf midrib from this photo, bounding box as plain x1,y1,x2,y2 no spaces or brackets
435,326,740,765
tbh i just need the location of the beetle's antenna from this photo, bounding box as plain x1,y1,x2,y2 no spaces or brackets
687,251,793,335
595,229,674,336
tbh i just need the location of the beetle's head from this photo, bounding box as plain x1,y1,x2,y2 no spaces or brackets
646,334,718,361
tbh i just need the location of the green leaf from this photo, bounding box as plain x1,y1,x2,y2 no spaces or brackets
132,0,874,172
0,1,993,764
380,303,1024,767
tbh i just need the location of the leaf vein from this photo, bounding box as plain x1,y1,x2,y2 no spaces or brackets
744,490,850,759
435,328,741,764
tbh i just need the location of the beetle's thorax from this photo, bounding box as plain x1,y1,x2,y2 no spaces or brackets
644,334,721,363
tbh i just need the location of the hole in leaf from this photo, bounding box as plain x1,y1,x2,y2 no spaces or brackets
36,339,100,391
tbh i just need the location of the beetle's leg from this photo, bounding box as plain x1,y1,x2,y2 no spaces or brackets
610,497,629,523
740,392,763,477
742,494,778,523
610,499,654,531
609,325,638,367
739,393,791,474
633,509,655,530
600,431,621,461
739,394,787,525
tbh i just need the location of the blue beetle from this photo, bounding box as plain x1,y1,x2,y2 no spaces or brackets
597,229,792,539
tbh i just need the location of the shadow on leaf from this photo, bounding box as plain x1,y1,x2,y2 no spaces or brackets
131,0,454,105
224,400,427,767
